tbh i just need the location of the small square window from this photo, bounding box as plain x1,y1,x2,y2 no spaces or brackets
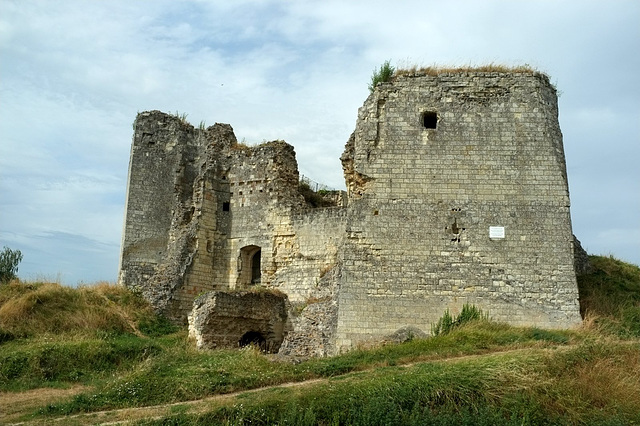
222,202,230,212
422,111,438,129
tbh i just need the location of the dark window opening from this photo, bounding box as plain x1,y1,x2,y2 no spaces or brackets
251,250,261,284
239,331,266,350
182,207,195,224
222,202,230,212
422,111,438,129
238,245,261,287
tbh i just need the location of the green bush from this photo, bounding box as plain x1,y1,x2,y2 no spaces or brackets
368,60,395,93
0,246,23,284
298,181,333,208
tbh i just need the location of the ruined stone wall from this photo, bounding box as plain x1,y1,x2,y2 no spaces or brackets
119,112,342,325
273,208,346,358
119,111,205,317
119,112,245,320
270,208,346,301
221,142,304,291
122,70,583,355
188,290,289,352
336,72,582,350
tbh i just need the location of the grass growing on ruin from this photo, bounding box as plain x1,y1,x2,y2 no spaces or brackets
393,63,540,78
2,255,639,424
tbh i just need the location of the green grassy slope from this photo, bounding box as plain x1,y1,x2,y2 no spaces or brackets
0,255,638,425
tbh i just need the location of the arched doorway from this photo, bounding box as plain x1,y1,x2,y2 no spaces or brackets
239,331,267,351
251,249,261,284
237,245,261,286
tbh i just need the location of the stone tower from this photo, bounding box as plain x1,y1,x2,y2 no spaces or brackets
335,69,581,349
119,68,582,355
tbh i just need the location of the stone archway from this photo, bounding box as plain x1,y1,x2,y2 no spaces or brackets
239,331,267,350
237,245,261,286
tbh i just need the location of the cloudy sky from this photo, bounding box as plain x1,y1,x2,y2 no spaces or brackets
1,1,638,285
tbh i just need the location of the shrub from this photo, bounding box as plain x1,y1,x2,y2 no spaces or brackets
368,60,395,93
0,246,23,284
299,181,334,208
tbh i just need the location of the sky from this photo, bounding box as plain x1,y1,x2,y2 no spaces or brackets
1,0,638,285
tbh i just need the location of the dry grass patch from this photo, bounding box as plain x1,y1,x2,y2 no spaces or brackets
394,63,539,78
0,281,152,338
0,385,91,423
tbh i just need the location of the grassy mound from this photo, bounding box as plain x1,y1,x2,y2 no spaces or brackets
578,255,640,337
0,281,176,342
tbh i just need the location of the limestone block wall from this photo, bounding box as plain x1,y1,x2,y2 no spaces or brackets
119,112,241,320
336,71,582,350
119,112,197,286
271,208,346,301
119,111,344,325
121,70,583,355
119,112,205,314
220,142,304,290
270,208,347,357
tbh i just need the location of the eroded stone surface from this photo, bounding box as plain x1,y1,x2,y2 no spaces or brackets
188,290,288,352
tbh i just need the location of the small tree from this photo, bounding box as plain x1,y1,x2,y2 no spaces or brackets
368,60,395,93
0,246,23,284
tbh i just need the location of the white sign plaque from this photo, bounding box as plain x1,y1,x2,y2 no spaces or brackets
489,226,505,239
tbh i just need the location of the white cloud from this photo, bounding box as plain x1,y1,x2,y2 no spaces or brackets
1,0,638,284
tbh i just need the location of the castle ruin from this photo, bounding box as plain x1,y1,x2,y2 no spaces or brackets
119,69,583,356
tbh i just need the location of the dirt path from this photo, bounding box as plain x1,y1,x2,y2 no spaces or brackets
0,385,91,423
2,345,570,425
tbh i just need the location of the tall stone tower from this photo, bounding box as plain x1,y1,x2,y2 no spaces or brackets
335,69,582,349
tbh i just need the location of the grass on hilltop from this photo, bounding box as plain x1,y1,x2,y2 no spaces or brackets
1,255,639,425
369,61,548,94
393,63,540,78
577,255,640,338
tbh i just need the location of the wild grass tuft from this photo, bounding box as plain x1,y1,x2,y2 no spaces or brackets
394,63,540,78
172,111,189,124
431,303,489,336
368,59,395,92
